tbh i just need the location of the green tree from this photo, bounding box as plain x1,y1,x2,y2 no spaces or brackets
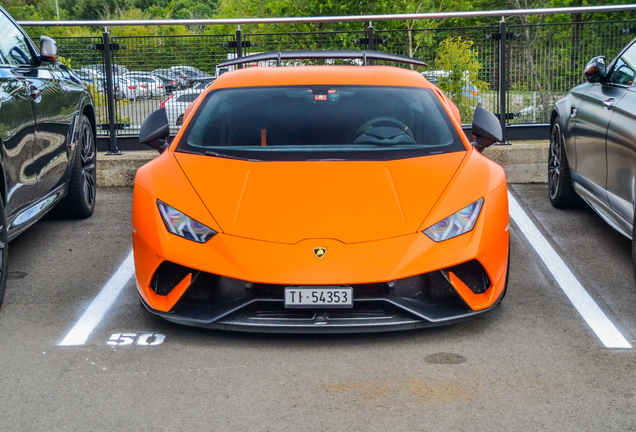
65,0,133,20
434,36,484,120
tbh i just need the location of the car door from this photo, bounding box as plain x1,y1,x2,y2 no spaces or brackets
0,11,38,218
30,53,78,200
605,41,636,224
573,71,628,204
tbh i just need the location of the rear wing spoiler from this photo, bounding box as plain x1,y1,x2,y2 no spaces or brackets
218,50,427,68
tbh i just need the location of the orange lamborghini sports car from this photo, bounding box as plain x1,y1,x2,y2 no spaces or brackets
133,51,509,332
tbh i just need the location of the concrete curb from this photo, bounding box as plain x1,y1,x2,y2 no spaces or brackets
96,140,549,188
482,140,548,184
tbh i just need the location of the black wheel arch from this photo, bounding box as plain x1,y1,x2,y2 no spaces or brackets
552,95,577,173
80,98,97,143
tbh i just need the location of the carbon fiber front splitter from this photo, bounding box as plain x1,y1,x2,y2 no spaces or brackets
138,293,502,333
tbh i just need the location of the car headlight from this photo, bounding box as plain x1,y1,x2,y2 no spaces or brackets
423,198,484,242
157,200,217,243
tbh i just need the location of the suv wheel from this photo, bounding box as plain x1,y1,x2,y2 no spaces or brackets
52,115,96,219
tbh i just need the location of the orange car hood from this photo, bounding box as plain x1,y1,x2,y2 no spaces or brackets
174,151,466,244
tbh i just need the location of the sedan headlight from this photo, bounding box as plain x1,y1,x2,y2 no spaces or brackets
157,200,217,243
423,198,484,242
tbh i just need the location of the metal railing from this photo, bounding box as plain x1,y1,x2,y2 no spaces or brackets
19,5,636,153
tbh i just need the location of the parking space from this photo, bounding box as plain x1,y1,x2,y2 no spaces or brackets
1,185,636,430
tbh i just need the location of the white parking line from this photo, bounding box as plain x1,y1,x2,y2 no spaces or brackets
508,192,632,349
59,250,135,347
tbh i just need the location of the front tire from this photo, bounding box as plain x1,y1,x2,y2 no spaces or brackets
549,116,580,209
52,115,96,219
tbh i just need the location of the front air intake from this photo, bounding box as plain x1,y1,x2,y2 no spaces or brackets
445,260,491,294
150,261,195,296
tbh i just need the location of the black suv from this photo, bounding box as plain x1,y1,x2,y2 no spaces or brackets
0,7,97,307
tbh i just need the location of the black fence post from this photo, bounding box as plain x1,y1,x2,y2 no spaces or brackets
103,31,121,155
498,18,509,144
367,22,374,65
236,26,243,69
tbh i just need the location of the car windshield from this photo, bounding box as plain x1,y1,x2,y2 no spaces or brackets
178,85,465,161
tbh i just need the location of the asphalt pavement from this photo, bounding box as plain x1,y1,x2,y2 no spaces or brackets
1,185,635,431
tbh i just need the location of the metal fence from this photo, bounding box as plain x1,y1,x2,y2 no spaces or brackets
507,21,636,124
27,14,636,152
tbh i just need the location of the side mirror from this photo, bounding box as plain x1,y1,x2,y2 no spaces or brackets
140,109,170,153
471,106,502,152
584,56,607,83
40,36,58,63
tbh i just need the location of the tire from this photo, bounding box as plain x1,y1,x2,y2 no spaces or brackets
548,116,581,209
51,115,96,219
0,195,8,309
176,114,184,126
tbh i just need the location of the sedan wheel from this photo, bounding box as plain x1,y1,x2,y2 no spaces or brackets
548,117,580,209
548,124,562,200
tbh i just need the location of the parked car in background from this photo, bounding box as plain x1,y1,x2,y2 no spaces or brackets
82,63,129,78
106,76,138,100
0,6,97,307
124,72,165,98
95,79,125,100
152,69,185,93
170,66,212,87
516,104,547,123
549,37,636,279
161,90,202,126
72,68,102,84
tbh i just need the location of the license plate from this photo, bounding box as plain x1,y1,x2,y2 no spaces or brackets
284,287,353,308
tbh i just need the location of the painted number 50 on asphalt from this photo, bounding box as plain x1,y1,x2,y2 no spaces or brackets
107,333,165,346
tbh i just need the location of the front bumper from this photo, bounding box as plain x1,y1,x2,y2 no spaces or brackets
132,183,509,332
137,264,504,333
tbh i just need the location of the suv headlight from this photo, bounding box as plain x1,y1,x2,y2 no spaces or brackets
423,198,483,242
157,200,217,243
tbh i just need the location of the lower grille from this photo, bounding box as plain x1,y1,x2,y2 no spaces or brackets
153,258,491,315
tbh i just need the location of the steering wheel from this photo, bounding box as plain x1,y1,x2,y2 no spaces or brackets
353,116,415,144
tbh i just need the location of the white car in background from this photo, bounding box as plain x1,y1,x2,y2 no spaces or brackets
161,90,202,126
113,76,138,100
72,68,103,84
124,72,165,98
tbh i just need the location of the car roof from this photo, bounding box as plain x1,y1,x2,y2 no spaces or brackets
210,65,433,90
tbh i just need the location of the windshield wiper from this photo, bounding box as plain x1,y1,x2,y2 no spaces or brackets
204,151,261,161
